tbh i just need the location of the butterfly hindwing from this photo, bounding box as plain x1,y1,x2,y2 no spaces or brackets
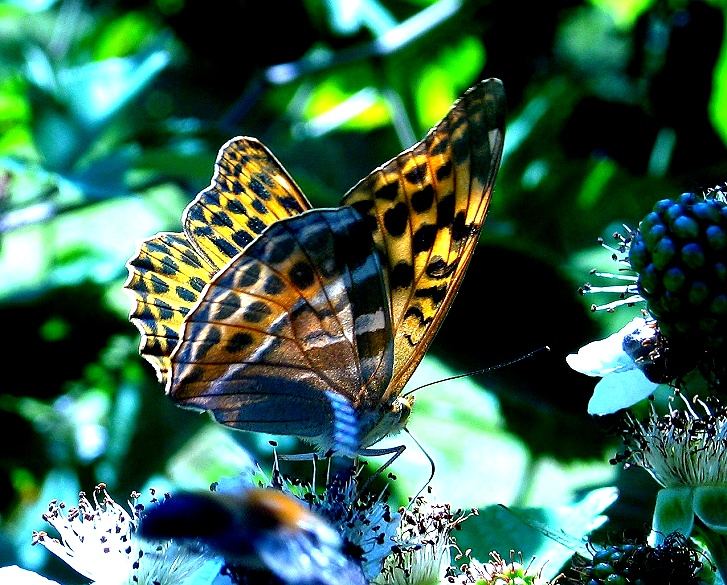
125,137,312,383
169,207,393,445
183,137,313,267
126,233,217,381
341,78,506,400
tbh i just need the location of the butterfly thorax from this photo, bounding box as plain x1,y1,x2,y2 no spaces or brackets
358,395,415,448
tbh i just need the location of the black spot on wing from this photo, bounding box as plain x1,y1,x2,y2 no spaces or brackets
375,182,399,201
264,274,285,295
247,217,266,234
249,178,271,200
390,261,414,289
436,194,455,228
150,275,169,294
243,300,271,323
412,224,437,254
414,285,447,305
266,234,296,264
436,160,452,181
431,138,449,156
232,230,254,248
452,211,469,241
425,257,458,279
190,276,207,292
237,262,261,287
405,163,427,185
383,203,408,237
176,286,197,303
226,199,248,216
158,257,179,276
411,185,435,213
226,332,253,354
213,292,241,321
251,198,268,215
195,326,221,361
289,261,315,290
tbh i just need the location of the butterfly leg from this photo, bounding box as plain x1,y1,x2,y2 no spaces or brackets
355,444,407,496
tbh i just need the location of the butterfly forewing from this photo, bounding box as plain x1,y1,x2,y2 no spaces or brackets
168,208,394,445
125,137,312,383
341,78,506,399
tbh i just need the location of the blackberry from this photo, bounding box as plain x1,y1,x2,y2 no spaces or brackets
629,192,727,348
575,535,702,585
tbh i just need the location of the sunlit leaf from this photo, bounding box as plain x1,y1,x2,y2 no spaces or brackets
415,36,485,128
26,49,169,170
301,77,390,132
589,0,654,28
93,12,156,60
710,30,727,147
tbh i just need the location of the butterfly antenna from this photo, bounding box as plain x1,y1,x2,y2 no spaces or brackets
402,346,550,398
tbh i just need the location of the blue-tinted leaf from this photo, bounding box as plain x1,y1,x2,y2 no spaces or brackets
57,50,169,130
456,487,618,581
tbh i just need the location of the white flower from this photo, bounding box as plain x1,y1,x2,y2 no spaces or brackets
567,317,660,415
32,484,219,585
623,397,727,544
0,566,61,585
373,494,467,585
453,552,549,585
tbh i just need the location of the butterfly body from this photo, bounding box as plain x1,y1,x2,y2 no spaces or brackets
126,78,506,456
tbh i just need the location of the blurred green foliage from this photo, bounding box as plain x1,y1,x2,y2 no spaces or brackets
1,0,727,582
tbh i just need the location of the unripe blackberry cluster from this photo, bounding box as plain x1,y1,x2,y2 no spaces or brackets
577,537,702,585
629,192,727,347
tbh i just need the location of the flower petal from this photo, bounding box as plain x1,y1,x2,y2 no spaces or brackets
694,486,727,534
587,369,659,415
567,318,648,377
650,487,695,545
0,566,61,585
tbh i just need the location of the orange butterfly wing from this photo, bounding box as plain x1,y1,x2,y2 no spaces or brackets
168,207,394,451
341,78,506,402
125,137,312,382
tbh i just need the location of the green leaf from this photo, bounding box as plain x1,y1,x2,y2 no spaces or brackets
93,12,156,60
26,49,169,170
456,487,618,581
58,50,170,130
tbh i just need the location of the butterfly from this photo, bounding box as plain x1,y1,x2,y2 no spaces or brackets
125,78,506,457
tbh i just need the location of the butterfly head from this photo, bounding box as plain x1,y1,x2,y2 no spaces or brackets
359,394,415,448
